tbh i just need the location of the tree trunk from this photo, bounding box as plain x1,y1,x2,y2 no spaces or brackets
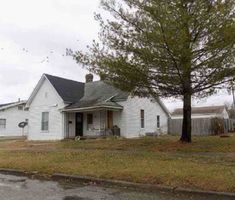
180,92,192,143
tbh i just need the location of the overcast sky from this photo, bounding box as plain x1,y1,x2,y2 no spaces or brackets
0,0,233,110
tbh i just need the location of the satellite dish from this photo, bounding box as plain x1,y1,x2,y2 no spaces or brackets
18,122,28,128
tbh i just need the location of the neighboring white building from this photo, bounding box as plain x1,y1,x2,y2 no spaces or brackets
26,74,169,141
171,106,229,119
0,101,29,137
169,106,230,136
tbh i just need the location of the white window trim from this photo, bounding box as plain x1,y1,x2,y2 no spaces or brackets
41,112,49,132
87,113,93,131
0,119,6,129
140,109,145,129
157,115,160,129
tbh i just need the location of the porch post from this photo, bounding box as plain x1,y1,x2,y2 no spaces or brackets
62,112,67,139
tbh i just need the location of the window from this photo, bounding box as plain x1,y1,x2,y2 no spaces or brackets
140,110,145,128
0,119,6,129
45,92,48,98
87,114,93,130
18,106,23,110
41,112,49,131
157,115,160,128
24,107,29,111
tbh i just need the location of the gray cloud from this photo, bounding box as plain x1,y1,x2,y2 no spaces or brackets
0,0,233,108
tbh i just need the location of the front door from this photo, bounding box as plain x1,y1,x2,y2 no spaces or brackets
76,113,83,136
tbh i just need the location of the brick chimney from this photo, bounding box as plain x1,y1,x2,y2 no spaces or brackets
85,73,94,83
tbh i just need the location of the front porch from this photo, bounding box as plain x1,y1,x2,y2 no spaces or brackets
63,108,122,139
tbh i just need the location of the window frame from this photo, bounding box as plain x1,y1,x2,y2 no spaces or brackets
18,106,23,110
0,119,6,129
157,115,160,129
87,113,93,130
140,109,145,129
41,112,49,131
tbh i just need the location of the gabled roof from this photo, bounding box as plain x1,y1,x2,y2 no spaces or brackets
64,81,170,116
27,73,169,115
172,106,226,116
0,102,14,108
0,101,27,111
65,81,129,110
44,74,85,103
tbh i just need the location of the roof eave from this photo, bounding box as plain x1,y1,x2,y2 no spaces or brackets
0,101,27,111
62,105,123,112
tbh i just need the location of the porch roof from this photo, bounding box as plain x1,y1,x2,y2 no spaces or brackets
63,80,127,112
62,101,123,112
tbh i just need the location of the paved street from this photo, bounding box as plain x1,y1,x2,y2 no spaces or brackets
0,173,233,200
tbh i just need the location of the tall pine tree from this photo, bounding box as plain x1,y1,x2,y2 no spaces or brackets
73,0,235,142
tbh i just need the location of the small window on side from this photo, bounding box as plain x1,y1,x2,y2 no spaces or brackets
41,112,49,131
18,106,23,110
140,110,145,128
0,119,6,129
157,115,160,128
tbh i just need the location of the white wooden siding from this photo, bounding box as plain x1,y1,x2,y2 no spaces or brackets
28,78,66,140
27,76,168,140
68,113,76,138
118,97,168,138
64,97,168,138
0,106,28,136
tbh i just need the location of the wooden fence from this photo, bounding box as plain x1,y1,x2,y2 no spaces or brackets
227,119,235,132
168,118,229,136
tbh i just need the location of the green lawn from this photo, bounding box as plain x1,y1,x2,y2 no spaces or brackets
0,135,234,192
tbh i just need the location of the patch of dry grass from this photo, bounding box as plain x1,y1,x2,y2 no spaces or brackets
61,135,235,153
0,136,234,192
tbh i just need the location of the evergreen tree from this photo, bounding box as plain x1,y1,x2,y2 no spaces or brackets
73,0,235,142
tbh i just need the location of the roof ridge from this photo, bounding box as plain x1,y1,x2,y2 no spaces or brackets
172,105,225,115
0,100,26,105
44,73,85,85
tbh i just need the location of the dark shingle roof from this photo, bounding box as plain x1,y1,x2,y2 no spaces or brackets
0,102,14,108
172,106,225,116
66,81,129,109
43,74,169,115
0,101,27,110
44,74,85,103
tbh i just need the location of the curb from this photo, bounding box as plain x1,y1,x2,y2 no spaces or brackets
0,168,49,180
0,169,235,198
0,169,32,176
52,173,173,192
52,173,235,198
175,187,235,198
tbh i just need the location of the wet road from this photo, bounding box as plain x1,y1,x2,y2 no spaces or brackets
0,174,233,200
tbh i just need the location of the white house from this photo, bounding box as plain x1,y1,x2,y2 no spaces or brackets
0,101,29,137
171,106,229,119
169,106,230,135
26,73,169,141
